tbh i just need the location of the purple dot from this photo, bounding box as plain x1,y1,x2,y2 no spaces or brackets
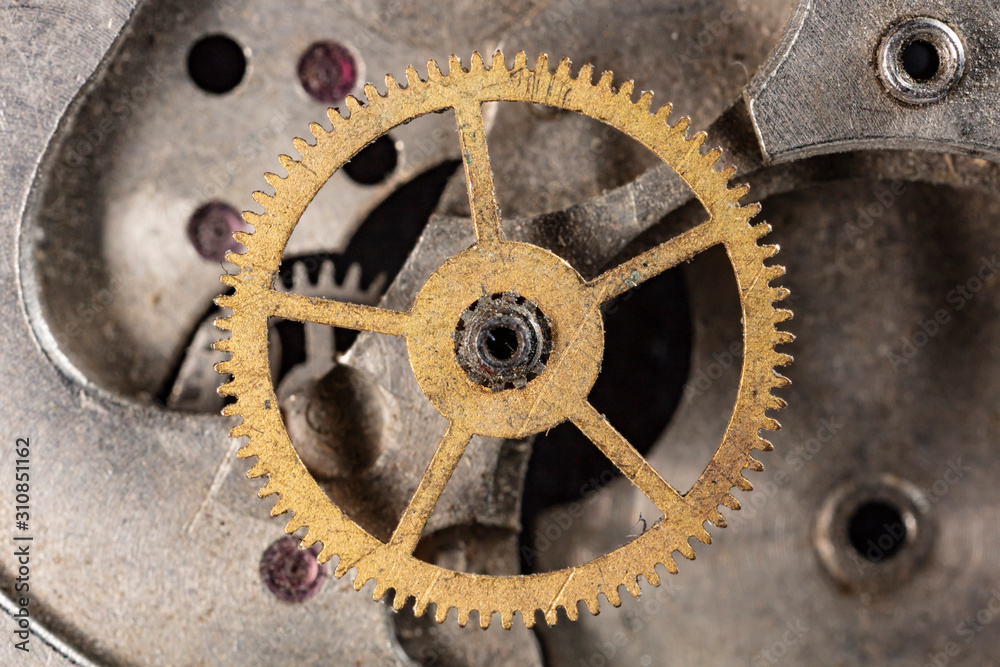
298,41,358,104
186,201,248,262
260,536,327,603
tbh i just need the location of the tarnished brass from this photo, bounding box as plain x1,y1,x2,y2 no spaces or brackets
214,51,793,629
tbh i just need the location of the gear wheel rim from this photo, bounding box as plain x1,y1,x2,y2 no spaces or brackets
214,50,792,630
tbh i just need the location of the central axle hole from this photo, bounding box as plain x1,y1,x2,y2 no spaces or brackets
484,324,519,362
848,500,907,562
901,39,940,81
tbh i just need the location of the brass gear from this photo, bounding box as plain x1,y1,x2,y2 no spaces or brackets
214,50,793,629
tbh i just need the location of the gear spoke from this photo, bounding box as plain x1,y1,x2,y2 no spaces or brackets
586,219,720,304
267,289,409,336
388,423,474,555
568,400,688,519
454,100,504,247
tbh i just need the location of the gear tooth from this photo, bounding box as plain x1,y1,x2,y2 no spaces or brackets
750,222,771,240
747,456,765,472
384,72,401,91
292,261,310,289
695,524,713,544
469,51,485,71
689,130,707,152
447,54,464,76
766,394,788,409
604,586,622,608
270,497,291,517
229,422,252,439
755,435,775,451
434,604,450,624
499,610,515,629
774,352,793,367
311,120,330,141
645,568,661,587
353,574,368,592
771,285,791,300
718,164,737,181
636,90,654,111
363,82,381,104
563,603,579,622
523,609,539,628
513,51,528,71
703,146,722,166
534,53,550,73
292,137,312,158
404,64,422,87
300,531,319,549
625,577,641,598
775,330,794,345
734,474,753,492
761,243,780,259
765,264,787,281
221,403,241,417
774,308,793,323
316,259,337,289
617,79,635,100
478,610,491,630
721,494,741,511
583,595,600,616
772,370,792,387
711,511,728,528
672,115,691,135
427,58,445,80
217,379,236,396
491,49,506,71
241,210,264,230
730,183,751,201
394,591,410,611
677,542,697,560
760,416,782,431
344,95,364,115
544,607,559,626
252,190,273,207
654,101,674,121
277,154,298,174
372,581,389,601
576,62,594,84
339,262,362,291
232,231,252,246
555,56,572,78
597,70,614,89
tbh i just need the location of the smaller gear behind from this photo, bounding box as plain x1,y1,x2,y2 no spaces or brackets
215,51,793,629
167,258,380,413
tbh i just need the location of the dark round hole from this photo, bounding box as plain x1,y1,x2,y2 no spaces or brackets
187,201,248,261
187,34,247,94
484,325,519,362
848,501,908,562
343,135,398,185
259,536,326,603
901,39,940,82
298,41,358,104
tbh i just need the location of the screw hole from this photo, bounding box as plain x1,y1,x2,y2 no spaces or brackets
484,325,519,362
344,135,399,185
848,500,907,562
901,39,940,82
187,34,247,94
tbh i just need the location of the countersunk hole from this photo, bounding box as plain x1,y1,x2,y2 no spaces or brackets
848,500,907,562
187,34,247,94
483,324,519,362
298,41,358,104
344,135,398,185
901,39,940,82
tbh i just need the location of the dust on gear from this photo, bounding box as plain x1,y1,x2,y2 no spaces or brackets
214,50,793,629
